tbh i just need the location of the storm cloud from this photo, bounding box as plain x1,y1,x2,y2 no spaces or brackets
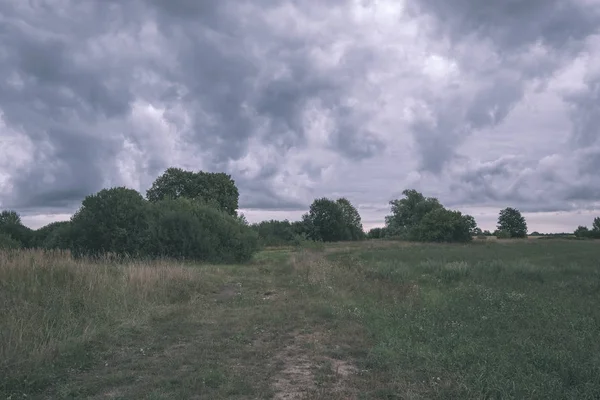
1,0,599,232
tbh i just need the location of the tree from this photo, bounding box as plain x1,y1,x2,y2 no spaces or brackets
574,226,590,238
146,167,239,216
367,227,387,239
34,221,72,249
336,198,365,240
411,208,473,243
463,215,479,236
497,207,527,238
70,187,149,258
0,210,21,225
145,198,259,263
302,198,347,242
251,219,297,247
385,189,443,237
0,210,33,248
593,217,600,232
0,233,21,249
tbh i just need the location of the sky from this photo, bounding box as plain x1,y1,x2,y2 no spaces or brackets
1,0,600,233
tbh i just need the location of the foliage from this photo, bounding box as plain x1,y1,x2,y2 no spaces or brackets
145,198,258,263
33,221,72,249
0,210,33,248
367,227,387,239
69,187,150,258
573,218,600,239
384,189,443,237
384,189,477,242
0,233,21,249
336,198,365,240
410,208,473,243
301,197,364,242
251,219,298,247
497,207,528,238
495,229,511,239
146,167,239,216
0,210,21,225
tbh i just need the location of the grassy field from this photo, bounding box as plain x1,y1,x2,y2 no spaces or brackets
1,240,599,399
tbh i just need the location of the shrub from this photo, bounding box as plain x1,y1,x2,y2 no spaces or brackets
0,233,21,250
69,187,150,258
145,198,259,263
411,208,473,243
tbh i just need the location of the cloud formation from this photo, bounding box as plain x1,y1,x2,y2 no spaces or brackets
1,0,599,232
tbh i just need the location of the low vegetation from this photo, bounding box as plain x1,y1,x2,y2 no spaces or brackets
2,239,599,399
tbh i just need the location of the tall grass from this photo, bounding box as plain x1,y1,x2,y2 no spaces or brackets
0,249,206,395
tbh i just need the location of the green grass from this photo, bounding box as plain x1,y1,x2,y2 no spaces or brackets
1,240,600,399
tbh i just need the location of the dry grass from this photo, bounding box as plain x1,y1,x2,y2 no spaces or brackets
0,249,207,395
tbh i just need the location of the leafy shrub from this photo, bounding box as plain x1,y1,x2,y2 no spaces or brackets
145,198,259,263
0,233,21,249
411,208,473,243
69,187,150,258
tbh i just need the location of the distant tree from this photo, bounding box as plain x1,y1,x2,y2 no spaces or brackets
497,207,527,238
494,229,511,239
367,227,387,239
0,210,21,225
482,230,492,236
336,198,365,240
302,198,348,242
146,167,239,216
34,221,72,249
70,187,149,258
593,217,600,232
463,215,480,236
252,219,297,247
0,210,33,248
385,189,443,237
411,208,473,243
530,231,541,236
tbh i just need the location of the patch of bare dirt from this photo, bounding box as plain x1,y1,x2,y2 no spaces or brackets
272,331,357,400
214,283,240,301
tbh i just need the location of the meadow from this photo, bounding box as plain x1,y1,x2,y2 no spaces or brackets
1,239,599,399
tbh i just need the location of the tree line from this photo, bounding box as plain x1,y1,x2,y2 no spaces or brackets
1,167,598,260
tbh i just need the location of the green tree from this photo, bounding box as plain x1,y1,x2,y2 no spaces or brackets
336,198,365,240
0,210,33,248
146,167,239,216
145,198,258,263
411,208,473,243
0,233,21,249
497,207,527,238
0,210,21,225
251,219,297,247
593,217,600,232
385,189,443,237
367,227,386,239
302,198,347,242
574,225,590,238
70,187,149,258
34,221,72,249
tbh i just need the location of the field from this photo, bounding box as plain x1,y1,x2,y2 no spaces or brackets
1,240,600,399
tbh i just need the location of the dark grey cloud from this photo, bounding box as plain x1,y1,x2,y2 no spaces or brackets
1,0,600,232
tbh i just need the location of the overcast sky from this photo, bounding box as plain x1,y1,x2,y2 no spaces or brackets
1,0,600,233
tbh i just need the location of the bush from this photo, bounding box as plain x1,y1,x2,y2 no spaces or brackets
145,198,259,263
0,233,21,249
251,220,297,247
411,208,473,243
70,187,150,258
33,221,72,250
